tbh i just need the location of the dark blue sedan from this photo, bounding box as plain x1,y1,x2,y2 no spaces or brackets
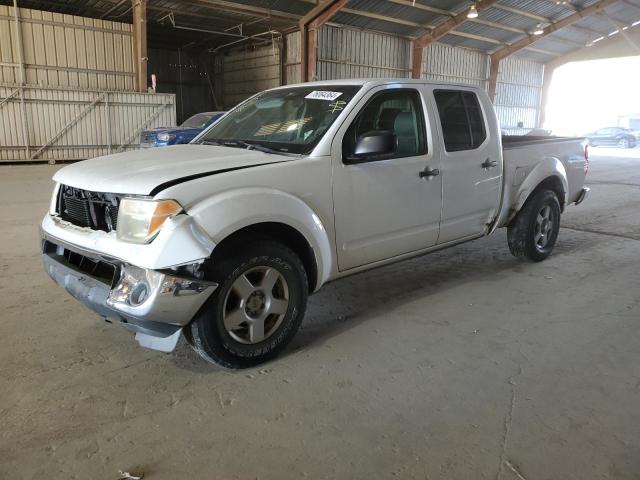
140,111,225,147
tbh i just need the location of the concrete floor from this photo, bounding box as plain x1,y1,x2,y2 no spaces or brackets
1,149,639,480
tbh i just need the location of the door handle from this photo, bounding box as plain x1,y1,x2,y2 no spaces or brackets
419,166,440,179
481,158,497,169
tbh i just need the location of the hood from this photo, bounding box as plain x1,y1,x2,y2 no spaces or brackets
54,145,292,195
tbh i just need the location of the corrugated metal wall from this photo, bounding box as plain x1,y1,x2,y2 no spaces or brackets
0,85,175,163
494,56,545,135
223,46,281,108
285,31,301,85
421,43,489,89
316,24,412,80
0,5,135,91
148,47,218,124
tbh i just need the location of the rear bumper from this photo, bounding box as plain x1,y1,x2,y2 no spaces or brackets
574,187,590,206
41,233,217,352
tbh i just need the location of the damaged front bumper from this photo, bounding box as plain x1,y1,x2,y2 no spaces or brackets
41,232,217,352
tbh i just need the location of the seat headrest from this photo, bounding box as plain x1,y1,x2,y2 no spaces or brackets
378,108,401,131
394,112,415,135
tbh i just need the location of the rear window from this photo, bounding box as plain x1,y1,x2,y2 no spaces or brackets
434,90,487,152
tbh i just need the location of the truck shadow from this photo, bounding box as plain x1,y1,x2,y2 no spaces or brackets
170,226,598,372
287,227,594,355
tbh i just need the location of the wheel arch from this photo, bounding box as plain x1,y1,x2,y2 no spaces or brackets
188,187,334,293
207,222,320,293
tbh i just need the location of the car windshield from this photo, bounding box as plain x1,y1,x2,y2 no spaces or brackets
199,85,361,154
182,113,215,129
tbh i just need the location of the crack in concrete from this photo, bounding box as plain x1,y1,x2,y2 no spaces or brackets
562,226,640,242
496,366,519,480
496,346,528,480
505,459,528,480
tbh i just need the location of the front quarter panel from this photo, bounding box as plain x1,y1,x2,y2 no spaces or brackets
187,187,333,290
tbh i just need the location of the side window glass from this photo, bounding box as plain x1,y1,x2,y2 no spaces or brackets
342,89,426,161
434,90,487,152
433,91,471,151
463,92,486,148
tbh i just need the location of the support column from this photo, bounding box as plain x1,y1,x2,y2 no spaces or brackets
13,0,30,160
299,0,348,82
411,44,423,79
487,55,500,103
132,0,148,92
538,64,556,128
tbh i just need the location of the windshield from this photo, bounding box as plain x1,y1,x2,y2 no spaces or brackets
199,85,361,154
182,113,215,129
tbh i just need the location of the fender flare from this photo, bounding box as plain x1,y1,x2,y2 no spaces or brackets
514,156,568,213
188,187,333,290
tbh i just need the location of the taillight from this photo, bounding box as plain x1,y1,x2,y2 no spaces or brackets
584,144,589,174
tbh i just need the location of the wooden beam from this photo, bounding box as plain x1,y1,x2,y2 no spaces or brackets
132,0,148,92
300,0,348,82
491,0,620,61
411,0,499,78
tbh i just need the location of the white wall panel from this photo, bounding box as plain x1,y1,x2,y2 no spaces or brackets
0,5,135,91
0,85,175,163
495,56,545,134
223,46,281,108
316,25,411,80
421,43,488,89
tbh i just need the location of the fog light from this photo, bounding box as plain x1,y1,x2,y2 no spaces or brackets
108,265,163,308
130,282,150,306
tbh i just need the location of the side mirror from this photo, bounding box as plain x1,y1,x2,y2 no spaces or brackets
345,130,396,163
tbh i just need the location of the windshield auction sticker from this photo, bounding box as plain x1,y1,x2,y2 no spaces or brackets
305,91,343,101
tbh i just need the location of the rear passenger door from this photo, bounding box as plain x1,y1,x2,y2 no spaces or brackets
431,89,501,243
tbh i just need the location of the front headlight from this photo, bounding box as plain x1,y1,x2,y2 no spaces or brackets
117,198,183,244
157,133,176,142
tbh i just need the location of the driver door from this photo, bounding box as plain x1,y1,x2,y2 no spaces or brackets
331,86,442,271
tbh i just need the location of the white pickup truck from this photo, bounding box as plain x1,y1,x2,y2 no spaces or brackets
41,79,589,368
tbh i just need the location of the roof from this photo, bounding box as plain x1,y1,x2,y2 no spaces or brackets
3,0,640,63
272,77,485,89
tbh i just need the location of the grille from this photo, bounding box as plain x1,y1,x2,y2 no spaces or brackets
43,240,119,286
140,131,154,145
57,185,121,232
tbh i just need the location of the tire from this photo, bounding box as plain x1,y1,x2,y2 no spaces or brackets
188,239,308,369
507,189,561,262
618,138,630,149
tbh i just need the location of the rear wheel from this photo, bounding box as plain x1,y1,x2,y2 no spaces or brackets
188,239,308,369
507,189,561,262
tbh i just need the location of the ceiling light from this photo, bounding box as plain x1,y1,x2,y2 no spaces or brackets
533,23,544,35
467,3,478,19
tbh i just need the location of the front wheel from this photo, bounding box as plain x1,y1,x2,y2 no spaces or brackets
507,189,561,262
618,138,630,149
188,239,308,369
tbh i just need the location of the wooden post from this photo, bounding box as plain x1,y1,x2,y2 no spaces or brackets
487,55,500,102
13,0,30,160
411,44,423,79
299,0,348,82
132,0,148,92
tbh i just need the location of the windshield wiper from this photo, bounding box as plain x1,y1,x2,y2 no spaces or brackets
207,139,279,154
201,138,294,156
234,140,280,154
